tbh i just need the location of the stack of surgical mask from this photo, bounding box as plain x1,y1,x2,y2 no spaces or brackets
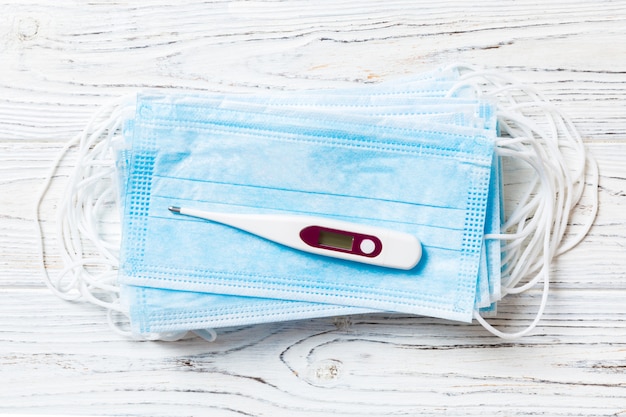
36,64,598,341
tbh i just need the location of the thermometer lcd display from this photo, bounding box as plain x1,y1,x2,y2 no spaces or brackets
318,230,353,250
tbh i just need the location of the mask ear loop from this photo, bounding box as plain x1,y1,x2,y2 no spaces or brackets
496,114,559,291
476,145,554,339
35,94,211,343
52,102,130,302
446,65,599,338
35,98,126,301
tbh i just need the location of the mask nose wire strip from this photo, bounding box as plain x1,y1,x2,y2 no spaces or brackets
445,64,599,338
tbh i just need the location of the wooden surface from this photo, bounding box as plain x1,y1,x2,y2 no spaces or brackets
2,1,626,415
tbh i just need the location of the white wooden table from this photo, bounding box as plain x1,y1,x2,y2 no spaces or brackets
2,1,625,415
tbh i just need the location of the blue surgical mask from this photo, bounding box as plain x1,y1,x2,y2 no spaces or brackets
112,72,502,337
117,88,497,331
112,75,497,336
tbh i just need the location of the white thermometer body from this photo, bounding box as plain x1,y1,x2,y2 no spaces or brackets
169,206,422,270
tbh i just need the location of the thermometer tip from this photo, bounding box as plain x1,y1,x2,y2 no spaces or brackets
168,206,181,213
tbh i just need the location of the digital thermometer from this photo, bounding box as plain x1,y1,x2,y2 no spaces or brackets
168,206,422,270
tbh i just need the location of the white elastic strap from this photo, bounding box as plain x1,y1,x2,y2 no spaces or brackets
447,65,599,338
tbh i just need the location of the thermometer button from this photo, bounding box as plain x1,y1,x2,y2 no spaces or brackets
359,239,376,255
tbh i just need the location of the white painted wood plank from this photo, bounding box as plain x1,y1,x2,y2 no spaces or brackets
2,0,626,415
1,288,625,416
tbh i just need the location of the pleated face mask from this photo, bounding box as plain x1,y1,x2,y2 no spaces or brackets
114,78,502,336
117,90,496,324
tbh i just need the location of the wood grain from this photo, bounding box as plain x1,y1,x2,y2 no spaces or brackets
1,0,625,415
